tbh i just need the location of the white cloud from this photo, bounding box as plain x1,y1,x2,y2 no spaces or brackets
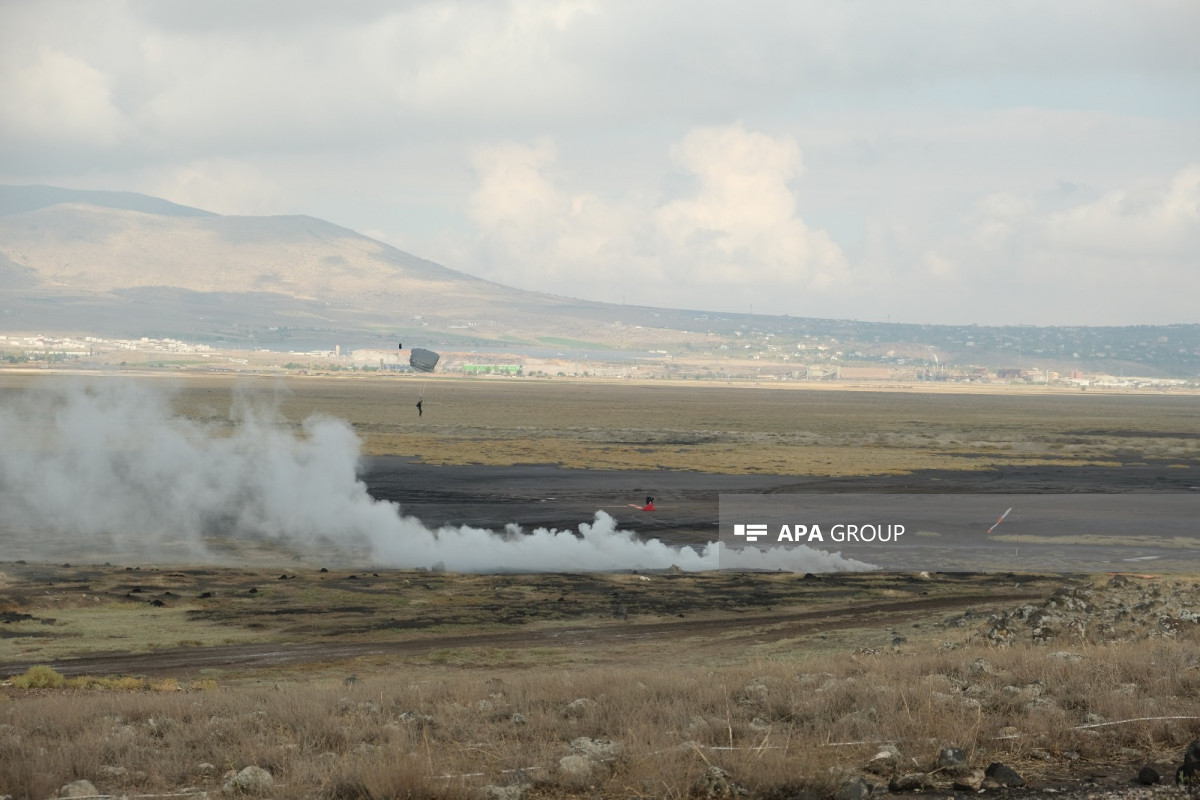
463,124,847,311
654,124,846,289
873,164,1200,324
1,0,1198,324
0,46,128,149
467,138,564,251
1045,164,1200,256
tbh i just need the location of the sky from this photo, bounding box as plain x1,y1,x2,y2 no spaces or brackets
1,1,1197,327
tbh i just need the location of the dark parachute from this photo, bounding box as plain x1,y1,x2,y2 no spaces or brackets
409,348,440,373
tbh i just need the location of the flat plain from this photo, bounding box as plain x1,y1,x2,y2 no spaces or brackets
2,372,1199,799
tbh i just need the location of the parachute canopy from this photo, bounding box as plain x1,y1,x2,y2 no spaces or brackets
409,348,440,373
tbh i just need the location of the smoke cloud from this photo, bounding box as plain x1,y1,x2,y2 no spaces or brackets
0,379,871,573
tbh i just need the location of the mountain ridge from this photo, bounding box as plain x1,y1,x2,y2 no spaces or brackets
0,184,1197,376
0,184,216,218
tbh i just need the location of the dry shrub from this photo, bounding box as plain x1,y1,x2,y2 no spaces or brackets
10,664,65,689
316,752,470,800
86,676,149,691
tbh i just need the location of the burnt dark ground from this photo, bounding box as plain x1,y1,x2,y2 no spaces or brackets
363,456,1200,569
2,458,1197,679
364,456,1200,536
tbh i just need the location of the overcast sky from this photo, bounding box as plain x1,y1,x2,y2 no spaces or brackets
2,1,1197,326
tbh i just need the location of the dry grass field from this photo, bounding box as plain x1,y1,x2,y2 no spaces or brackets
2,371,1199,476
1,372,1199,799
39,371,1196,476
254,377,1200,476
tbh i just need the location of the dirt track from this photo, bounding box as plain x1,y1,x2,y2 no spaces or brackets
1,584,1054,678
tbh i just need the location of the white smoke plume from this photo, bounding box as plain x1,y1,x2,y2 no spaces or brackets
0,379,871,573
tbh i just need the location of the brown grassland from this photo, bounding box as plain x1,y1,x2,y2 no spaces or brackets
2,373,1200,799
4,371,1199,476
175,375,1200,475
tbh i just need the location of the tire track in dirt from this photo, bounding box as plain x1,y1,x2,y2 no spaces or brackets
0,590,1041,678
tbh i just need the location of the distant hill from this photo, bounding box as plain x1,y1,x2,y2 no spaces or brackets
0,185,215,218
0,184,1197,376
0,184,612,347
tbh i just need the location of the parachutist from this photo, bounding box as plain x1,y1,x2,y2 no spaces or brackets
416,400,423,417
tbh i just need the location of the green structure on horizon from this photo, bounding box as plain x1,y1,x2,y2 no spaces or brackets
463,364,522,375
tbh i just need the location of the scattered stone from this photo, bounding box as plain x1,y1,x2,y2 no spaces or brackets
1177,739,1200,784
558,754,593,781
510,712,526,725
736,680,768,707
865,744,901,776
685,715,726,734
562,697,598,717
985,761,1025,787
692,765,748,798
57,780,98,798
223,765,273,794
570,736,621,760
1137,765,1160,785
952,769,986,791
888,772,930,792
967,657,994,676
483,784,529,800
934,746,967,773
832,776,872,800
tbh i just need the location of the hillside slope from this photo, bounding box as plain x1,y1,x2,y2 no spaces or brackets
1,185,1197,375
0,186,625,346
